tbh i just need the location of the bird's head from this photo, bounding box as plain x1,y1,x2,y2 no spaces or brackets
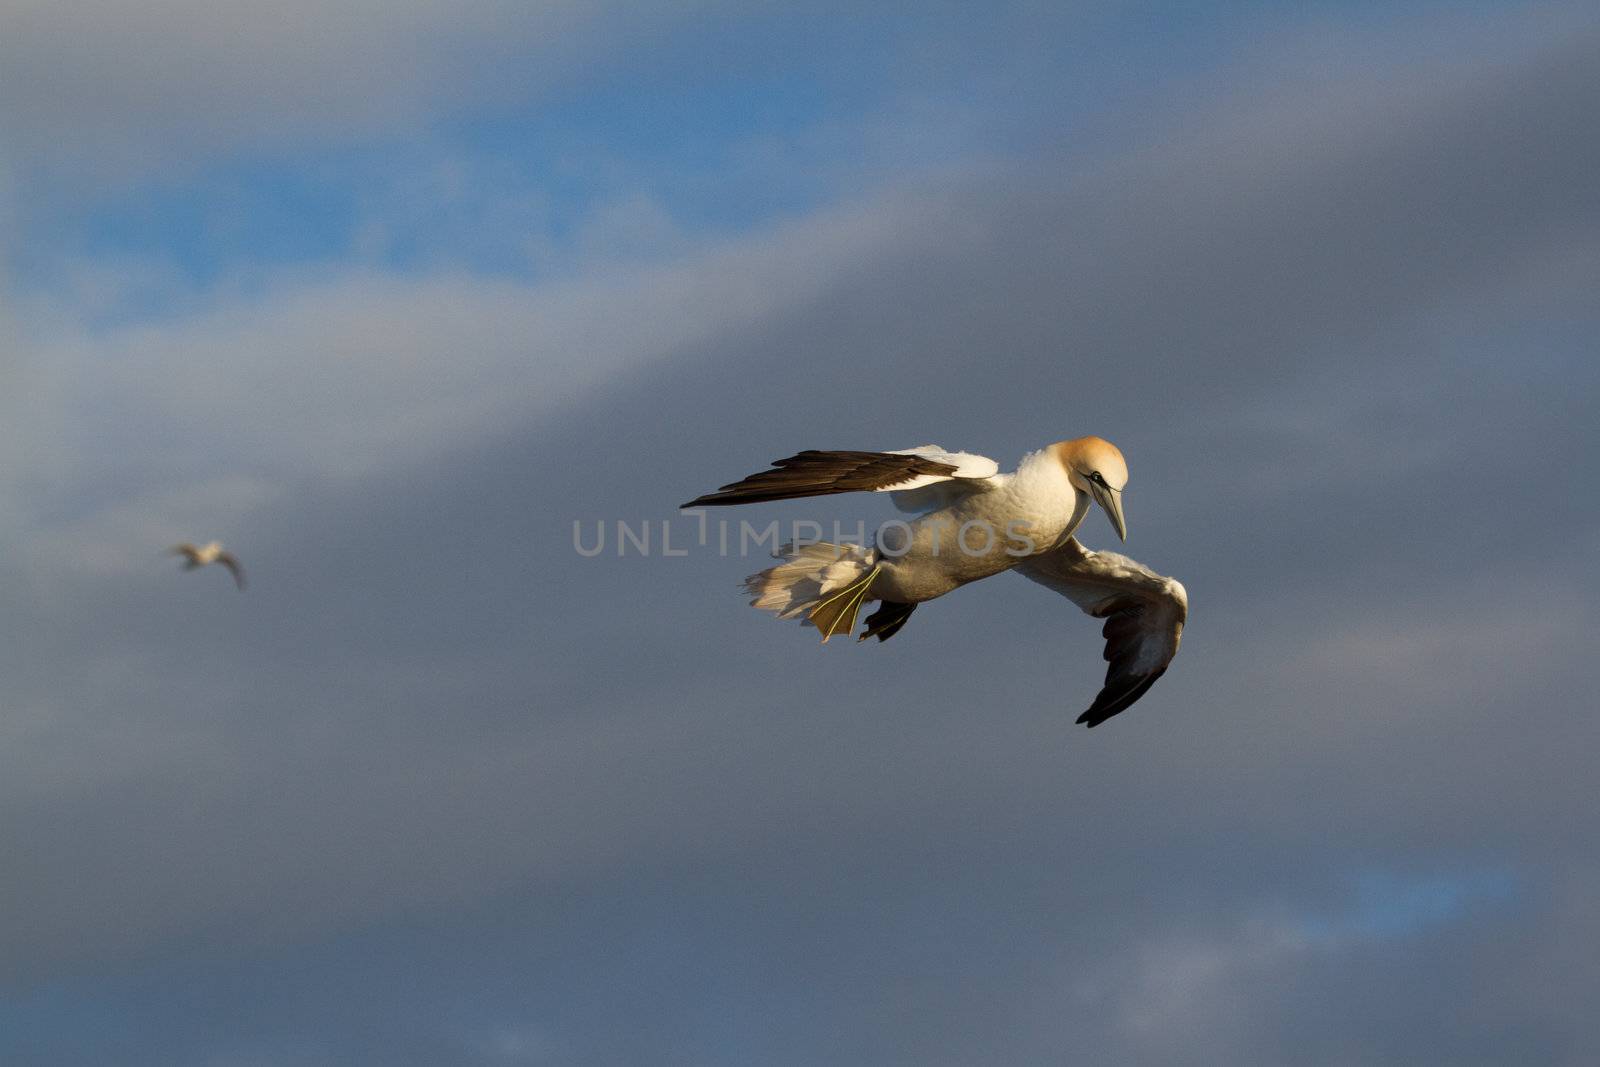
1055,436,1129,541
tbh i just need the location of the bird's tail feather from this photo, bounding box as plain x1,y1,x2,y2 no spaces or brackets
744,542,880,643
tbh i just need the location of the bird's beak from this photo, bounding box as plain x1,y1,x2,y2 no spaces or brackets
1094,485,1127,541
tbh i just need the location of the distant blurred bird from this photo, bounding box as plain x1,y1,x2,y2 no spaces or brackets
683,437,1186,727
169,541,246,590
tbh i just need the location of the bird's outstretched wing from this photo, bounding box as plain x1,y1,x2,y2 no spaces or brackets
682,445,999,508
215,552,246,590
168,543,200,562
1014,537,1187,727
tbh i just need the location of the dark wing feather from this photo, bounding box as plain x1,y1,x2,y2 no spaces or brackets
682,450,959,507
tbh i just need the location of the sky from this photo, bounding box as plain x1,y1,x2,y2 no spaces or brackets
1,1,1597,1063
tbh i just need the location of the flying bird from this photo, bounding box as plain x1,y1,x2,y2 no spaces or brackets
169,541,246,590
683,438,1187,726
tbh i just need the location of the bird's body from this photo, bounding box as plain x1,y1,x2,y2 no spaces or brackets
868,444,1088,603
683,436,1186,726
169,541,245,589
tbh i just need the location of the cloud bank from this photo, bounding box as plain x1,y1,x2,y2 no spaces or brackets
0,4,1596,1063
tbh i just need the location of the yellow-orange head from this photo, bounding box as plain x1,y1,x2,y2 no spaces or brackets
1053,436,1129,540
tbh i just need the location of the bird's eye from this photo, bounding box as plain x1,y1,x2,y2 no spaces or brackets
1091,471,1105,485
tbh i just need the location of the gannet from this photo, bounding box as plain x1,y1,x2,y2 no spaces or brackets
169,541,246,590
683,438,1187,726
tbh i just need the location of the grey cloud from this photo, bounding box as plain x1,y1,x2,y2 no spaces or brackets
0,0,715,174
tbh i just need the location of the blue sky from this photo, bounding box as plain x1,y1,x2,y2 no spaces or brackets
1,2,1597,1063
